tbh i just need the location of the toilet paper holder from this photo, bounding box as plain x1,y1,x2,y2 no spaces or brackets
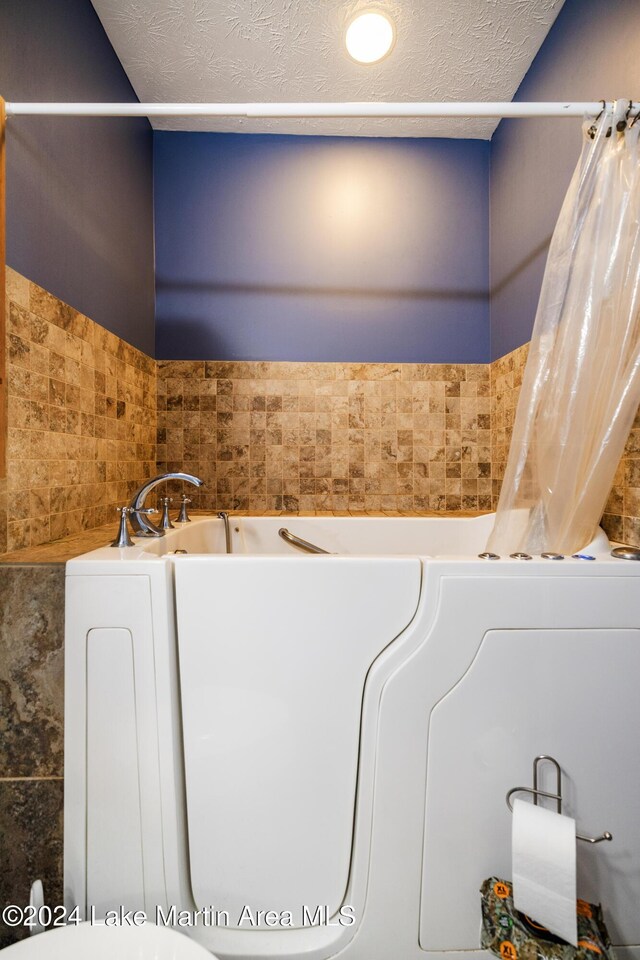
506,754,613,844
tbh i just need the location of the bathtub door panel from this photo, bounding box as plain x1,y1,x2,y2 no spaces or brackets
420,628,640,951
174,556,421,925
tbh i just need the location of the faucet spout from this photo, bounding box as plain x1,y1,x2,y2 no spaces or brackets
129,473,204,537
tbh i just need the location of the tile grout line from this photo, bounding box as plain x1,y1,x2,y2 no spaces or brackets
0,776,64,782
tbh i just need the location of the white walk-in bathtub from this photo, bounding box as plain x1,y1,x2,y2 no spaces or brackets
65,514,640,960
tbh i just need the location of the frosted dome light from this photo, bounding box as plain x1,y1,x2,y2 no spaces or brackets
345,11,396,65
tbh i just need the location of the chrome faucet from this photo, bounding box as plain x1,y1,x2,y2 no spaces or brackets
129,472,204,537
159,497,176,530
177,495,192,523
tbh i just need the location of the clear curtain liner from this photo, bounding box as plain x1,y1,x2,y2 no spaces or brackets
488,105,640,556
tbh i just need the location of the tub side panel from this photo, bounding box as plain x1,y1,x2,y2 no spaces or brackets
173,556,421,925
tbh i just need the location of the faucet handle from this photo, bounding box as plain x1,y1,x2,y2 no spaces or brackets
111,506,135,548
159,496,175,530
135,506,158,515
177,495,192,523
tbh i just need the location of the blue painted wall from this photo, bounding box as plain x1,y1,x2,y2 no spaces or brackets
155,133,489,363
490,0,640,360
0,0,155,355
10,0,632,363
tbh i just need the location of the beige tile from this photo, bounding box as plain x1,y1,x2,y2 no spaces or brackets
5,282,636,538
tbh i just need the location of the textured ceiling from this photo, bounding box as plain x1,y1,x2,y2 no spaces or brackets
90,0,566,138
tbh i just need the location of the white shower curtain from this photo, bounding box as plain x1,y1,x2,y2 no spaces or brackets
488,101,640,555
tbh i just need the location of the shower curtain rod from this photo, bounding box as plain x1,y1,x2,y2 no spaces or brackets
3,100,635,119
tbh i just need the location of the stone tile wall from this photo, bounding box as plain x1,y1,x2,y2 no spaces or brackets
1,269,157,555
604,457,640,547
157,360,493,514
490,342,529,509
0,565,65,947
0,479,6,558
3,269,639,547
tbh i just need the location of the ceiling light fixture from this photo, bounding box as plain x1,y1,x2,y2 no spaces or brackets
345,10,396,65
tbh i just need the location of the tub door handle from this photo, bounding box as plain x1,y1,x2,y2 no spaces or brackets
279,528,331,554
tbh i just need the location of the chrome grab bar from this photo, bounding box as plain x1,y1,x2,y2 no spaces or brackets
279,527,331,555
218,511,232,554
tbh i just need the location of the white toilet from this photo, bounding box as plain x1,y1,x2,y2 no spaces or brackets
0,922,215,958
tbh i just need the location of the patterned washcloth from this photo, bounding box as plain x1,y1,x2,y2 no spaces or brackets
480,878,615,960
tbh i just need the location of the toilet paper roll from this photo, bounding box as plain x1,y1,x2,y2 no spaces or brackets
512,798,577,946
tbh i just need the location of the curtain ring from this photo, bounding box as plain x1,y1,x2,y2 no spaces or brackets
588,99,607,139
616,99,633,132
630,102,640,128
